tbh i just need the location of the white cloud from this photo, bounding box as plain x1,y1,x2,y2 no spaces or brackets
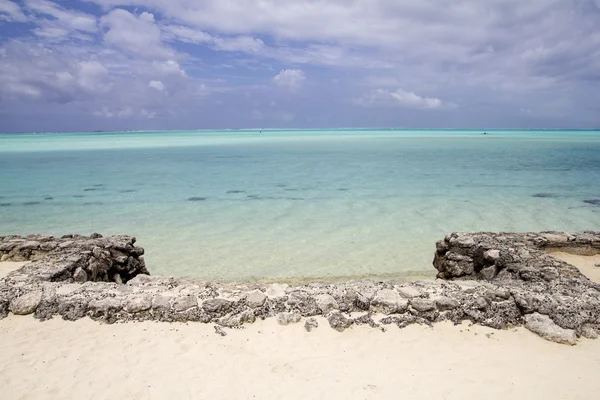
356,88,453,110
26,0,97,32
152,60,186,77
101,9,173,59
273,69,305,90
149,80,164,91
0,0,27,22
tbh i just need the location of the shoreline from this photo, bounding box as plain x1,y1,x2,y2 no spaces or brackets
1,231,600,345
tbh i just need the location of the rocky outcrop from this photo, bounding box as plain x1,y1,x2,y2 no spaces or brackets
0,234,149,283
1,231,599,345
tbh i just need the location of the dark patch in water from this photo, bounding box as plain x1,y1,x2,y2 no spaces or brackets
44,197,54,200
532,193,557,198
84,202,103,206
73,195,85,198
284,188,300,192
246,195,259,199
119,189,137,193
583,199,600,206
275,183,287,188
188,197,207,201
94,184,105,187
84,188,97,192
23,201,40,206
337,188,349,191
245,196,304,201
0,203,11,207
226,190,245,194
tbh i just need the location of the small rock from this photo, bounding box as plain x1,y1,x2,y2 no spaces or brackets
327,312,353,332
410,298,435,312
276,312,301,326
524,313,577,345
9,291,43,315
73,267,88,283
475,297,489,310
397,286,421,299
214,325,227,337
245,289,267,308
305,317,319,332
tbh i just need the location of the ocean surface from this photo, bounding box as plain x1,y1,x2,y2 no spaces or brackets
1,129,599,282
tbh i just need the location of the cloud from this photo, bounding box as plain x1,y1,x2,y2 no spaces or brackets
149,80,164,91
356,88,453,110
26,0,98,39
101,9,174,59
0,0,27,22
273,69,305,90
1,0,600,131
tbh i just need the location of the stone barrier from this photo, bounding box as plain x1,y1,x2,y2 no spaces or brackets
1,231,599,345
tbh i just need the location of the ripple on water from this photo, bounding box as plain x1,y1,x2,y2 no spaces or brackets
23,201,40,206
188,197,206,201
226,190,245,194
583,199,600,206
532,193,557,198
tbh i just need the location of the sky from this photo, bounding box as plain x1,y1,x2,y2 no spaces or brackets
0,0,599,132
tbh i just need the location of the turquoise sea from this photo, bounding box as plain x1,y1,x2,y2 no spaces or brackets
1,129,599,282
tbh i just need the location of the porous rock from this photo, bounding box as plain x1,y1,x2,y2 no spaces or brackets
9,291,42,315
370,289,408,315
327,312,353,332
276,312,301,326
304,317,319,332
524,313,577,345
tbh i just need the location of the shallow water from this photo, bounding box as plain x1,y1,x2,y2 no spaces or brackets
1,129,599,281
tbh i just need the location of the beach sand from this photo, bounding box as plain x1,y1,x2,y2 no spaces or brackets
0,261,28,279
2,252,600,400
1,315,600,400
549,251,600,283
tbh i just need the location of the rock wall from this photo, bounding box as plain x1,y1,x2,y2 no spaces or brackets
1,232,600,345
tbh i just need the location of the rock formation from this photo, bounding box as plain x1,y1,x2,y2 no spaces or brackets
1,231,599,345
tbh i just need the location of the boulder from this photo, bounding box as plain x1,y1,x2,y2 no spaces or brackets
314,294,338,314
245,290,267,308
9,291,43,315
434,296,459,311
410,298,435,312
370,289,408,315
524,313,577,345
397,286,421,299
202,298,232,316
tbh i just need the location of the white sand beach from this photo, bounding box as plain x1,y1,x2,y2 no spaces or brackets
2,251,600,400
1,312,600,399
0,262,28,279
550,251,600,283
